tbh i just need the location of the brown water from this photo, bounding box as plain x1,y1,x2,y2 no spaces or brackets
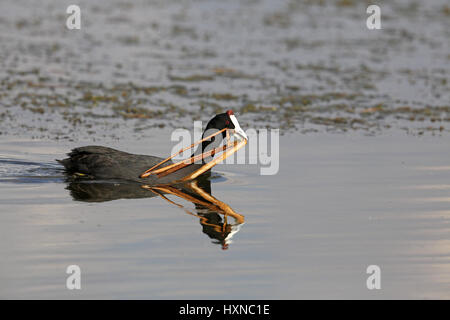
1,0,450,299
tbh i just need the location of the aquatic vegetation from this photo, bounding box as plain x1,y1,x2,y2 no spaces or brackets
0,0,448,140
169,74,215,82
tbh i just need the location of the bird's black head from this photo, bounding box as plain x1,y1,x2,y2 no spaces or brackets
203,110,235,136
194,110,247,161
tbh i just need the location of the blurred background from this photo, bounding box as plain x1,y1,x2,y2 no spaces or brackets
0,0,449,140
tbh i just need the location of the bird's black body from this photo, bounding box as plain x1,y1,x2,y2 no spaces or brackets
57,145,204,184
58,111,239,184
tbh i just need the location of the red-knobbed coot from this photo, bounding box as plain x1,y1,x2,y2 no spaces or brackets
58,110,248,184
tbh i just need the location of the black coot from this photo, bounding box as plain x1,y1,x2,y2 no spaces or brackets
58,110,247,184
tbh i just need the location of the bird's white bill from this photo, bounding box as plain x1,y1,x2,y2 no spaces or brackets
229,114,248,141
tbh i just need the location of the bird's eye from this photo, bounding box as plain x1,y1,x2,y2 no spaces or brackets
225,120,230,125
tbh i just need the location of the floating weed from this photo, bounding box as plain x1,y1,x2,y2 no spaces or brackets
169,74,215,82
241,104,258,113
82,91,119,103
361,104,385,114
443,5,450,16
170,86,188,96
336,0,356,8
210,93,239,101
116,107,155,119
1,70,449,137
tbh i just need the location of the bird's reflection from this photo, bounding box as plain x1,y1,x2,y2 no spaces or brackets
65,174,244,250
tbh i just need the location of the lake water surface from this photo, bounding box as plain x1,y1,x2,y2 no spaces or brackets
1,0,449,299
1,132,449,299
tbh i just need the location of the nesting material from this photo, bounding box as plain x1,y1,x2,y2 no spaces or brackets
140,128,247,182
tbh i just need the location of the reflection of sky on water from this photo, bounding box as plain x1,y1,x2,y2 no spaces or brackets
0,133,449,298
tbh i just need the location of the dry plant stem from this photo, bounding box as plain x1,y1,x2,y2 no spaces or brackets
189,181,245,224
155,144,230,178
145,185,231,231
140,128,227,178
142,181,244,225
181,138,247,181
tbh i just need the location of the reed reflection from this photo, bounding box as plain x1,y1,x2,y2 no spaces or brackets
65,174,244,249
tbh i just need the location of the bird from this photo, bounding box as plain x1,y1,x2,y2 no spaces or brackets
57,110,248,184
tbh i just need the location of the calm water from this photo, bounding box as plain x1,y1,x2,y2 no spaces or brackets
1,0,449,299
1,132,449,299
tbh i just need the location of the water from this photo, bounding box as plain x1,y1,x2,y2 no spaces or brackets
1,133,449,299
1,0,449,299
1,0,449,139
